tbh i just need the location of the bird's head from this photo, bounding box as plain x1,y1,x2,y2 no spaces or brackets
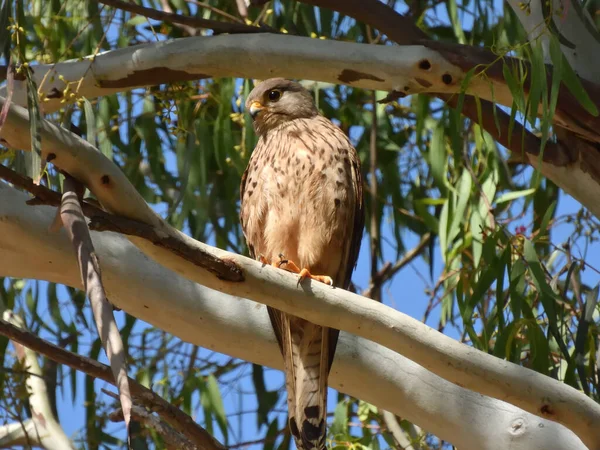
245,78,318,136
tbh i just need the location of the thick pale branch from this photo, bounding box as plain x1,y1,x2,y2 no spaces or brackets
506,0,600,81
0,94,598,447
6,35,466,113
2,163,597,448
6,32,598,143
0,184,586,450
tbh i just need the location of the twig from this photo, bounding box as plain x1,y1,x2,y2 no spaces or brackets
382,411,422,450
98,0,270,34
108,401,197,450
0,317,225,450
0,60,14,135
235,0,249,19
59,174,134,442
363,233,431,298
369,90,381,302
187,0,247,23
159,0,198,36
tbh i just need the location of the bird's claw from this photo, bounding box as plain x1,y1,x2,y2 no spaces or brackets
273,255,334,287
276,253,289,268
297,268,333,287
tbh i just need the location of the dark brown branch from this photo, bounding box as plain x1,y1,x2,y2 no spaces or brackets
0,318,225,450
369,91,381,302
0,164,244,282
108,401,197,450
443,95,569,165
298,0,600,145
87,214,244,281
98,0,273,35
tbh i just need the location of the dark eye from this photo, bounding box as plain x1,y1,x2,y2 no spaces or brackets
268,90,282,101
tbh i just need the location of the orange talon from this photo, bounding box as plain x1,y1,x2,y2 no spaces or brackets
297,268,333,287
277,259,333,287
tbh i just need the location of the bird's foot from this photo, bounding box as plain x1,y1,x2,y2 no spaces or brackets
276,254,333,287
297,268,333,287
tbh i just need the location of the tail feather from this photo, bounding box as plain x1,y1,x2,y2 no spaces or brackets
269,308,332,450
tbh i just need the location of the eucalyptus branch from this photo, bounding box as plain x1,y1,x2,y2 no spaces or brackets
0,184,586,450
0,97,596,448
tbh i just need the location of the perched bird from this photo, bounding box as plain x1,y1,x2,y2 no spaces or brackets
240,78,364,449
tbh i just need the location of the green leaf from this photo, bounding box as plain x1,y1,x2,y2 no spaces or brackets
447,0,466,44
82,97,97,147
560,54,599,116
509,259,526,321
470,202,483,267
206,374,228,442
523,239,572,365
439,198,449,263
24,70,42,183
429,123,448,195
547,36,563,129
495,188,536,205
96,98,114,161
448,169,472,244
252,364,279,428
534,200,556,242
502,61,526,114
414,199,440,233
527,40,545,128
330,400,349,439
126,15,147,27
357,400,377,423
264,419,281,450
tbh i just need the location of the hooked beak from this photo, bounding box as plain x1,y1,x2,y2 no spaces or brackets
249,101,264,119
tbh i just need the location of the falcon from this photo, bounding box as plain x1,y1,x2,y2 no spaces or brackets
240,78,364,449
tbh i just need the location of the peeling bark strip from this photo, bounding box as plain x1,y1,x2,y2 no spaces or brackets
88,214,245,282
60,175,134,442
46,87,62,99
378,90,406,103
98,68,207,89
337,69,384,83
415,78,432,88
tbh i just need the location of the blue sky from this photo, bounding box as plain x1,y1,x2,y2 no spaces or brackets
3,1,600,448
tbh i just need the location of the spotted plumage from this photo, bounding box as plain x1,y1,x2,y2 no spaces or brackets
240,78,364,450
